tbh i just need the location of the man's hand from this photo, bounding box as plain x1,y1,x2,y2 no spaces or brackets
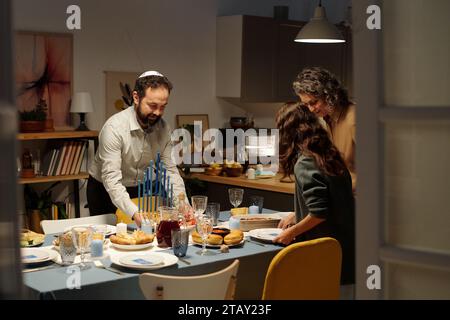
278,212,296,229
132,212,142,228
273,227,296,245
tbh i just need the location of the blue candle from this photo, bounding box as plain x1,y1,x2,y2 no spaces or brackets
138,179,141,213
170,183,173,208
167,175,170,207
163,166,167,206
90,239,103,258
149,161,153,212
143,171,147,213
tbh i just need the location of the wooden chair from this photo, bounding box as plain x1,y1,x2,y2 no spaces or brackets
40,213,117,234
139,259,240,300
262,237,342,300
115,197,158,224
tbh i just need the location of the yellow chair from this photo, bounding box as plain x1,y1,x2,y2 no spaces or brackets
115,197,158,224
262,237,342,300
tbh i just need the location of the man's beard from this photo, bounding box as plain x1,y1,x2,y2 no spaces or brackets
136,103,161,129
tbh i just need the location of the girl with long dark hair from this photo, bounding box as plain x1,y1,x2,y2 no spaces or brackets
275,102,355,284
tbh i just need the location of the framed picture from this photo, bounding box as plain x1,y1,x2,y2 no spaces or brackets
15,31,73,129
176,114,209,133
104,71,140,121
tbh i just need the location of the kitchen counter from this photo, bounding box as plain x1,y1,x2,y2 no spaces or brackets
189,173,295,194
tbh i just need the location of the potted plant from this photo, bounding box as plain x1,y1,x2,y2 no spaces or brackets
24,182,60,232
19,99,47,133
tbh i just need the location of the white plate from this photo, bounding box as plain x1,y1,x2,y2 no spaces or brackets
64,224,116,236
110,242,153,251
119,254,164,267
21,239,45,247
22,248,49,264
192,239,245,248
248,228,283,243
111,252,178,270
21,248,58,264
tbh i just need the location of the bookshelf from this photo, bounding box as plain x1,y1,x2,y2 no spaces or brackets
18,130,99,218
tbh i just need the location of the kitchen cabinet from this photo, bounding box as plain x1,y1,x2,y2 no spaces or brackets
216,15,352,103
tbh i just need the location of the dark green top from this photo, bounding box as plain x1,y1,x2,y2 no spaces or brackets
294,155,355,284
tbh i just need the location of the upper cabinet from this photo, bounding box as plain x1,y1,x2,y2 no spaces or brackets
216,15,352,103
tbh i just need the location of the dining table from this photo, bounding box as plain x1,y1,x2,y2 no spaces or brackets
22,209,285,300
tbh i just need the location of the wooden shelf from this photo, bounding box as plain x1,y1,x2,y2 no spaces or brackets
18,172,89,184
190,173,295,194
17,130,99,141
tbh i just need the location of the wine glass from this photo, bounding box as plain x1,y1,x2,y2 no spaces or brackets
191,195,208,220
228,188,244,208
72,226,93,269
195,215,214,256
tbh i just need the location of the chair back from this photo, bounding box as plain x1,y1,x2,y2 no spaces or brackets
115,197,158,224
262,237,342,300
40,213,117,234
139,259,239,300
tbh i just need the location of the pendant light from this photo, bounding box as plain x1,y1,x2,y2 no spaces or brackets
295,0,345,43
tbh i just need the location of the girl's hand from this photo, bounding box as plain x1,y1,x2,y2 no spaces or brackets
273,227,296,245
278,212,296,229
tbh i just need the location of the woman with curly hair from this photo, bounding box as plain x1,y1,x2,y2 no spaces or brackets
274,102,355,285
292,67,356,192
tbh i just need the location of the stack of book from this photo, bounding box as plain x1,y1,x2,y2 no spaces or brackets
40,140,88,176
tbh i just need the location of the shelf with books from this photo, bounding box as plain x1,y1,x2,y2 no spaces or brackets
18,130,98,218
18,172,90,184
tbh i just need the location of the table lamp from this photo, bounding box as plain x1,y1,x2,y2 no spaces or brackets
70,92,94,131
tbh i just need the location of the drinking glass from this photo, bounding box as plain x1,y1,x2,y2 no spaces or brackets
195,216,214,256
205,202,220,226
72,226,93,269
228,188,244,208
171,229,190,257
59,232,77,265
191,195,208,219
250,195,264,213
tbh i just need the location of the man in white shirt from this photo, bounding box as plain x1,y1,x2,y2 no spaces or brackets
87,71,187,227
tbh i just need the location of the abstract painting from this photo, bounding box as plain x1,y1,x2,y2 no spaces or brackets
15,31,73,128
104,71,140,121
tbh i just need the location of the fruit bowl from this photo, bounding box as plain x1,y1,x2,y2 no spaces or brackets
225,167,243,177
205,167,223,176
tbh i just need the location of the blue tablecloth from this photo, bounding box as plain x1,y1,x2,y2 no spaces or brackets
23,210,283,300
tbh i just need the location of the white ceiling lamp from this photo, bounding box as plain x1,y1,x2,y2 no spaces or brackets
295,0,345,44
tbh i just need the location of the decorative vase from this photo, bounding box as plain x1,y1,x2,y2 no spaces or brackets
20,121,45,133
29,210,44,233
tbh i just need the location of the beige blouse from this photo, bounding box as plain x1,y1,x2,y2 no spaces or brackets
325,104,356,191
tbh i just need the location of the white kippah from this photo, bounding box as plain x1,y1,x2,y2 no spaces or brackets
138,70,164,78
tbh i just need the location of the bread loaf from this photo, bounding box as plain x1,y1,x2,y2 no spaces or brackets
224,230,244,245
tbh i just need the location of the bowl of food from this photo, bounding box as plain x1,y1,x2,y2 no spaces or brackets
206,165,223,176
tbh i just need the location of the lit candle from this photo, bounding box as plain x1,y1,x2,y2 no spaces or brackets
116,222,127,236
90,239,103,258
249,205,259,214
